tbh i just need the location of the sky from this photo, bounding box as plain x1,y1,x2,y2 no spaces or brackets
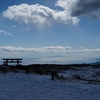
0,0,100,64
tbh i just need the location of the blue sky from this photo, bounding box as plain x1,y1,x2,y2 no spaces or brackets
0,0,100,64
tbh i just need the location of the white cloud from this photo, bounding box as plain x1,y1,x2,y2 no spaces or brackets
0,45,71,53
2,0,100,27
55,0,78,11
96,39,100,42
0,45,100,54
0,30,12,36
0,45,100,64
13,25,16,28
2,3,79,26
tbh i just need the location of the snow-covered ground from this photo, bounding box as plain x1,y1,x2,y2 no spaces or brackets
0,66,100,100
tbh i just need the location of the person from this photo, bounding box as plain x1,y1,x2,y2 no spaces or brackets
51,71,58,80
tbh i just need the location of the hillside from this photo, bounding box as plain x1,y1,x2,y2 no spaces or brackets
0,64,100,100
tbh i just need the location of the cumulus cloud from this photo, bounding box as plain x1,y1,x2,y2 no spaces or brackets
2,3,79,26
71,0,100,18
56,0,100,18
0,30,12,36
3,0,100,26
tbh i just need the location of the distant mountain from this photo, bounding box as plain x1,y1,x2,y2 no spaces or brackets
90,62,100,65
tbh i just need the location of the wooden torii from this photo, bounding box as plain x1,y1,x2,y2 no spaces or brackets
3,58,22,67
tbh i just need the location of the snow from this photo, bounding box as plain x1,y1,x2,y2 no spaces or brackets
0,66,100,100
